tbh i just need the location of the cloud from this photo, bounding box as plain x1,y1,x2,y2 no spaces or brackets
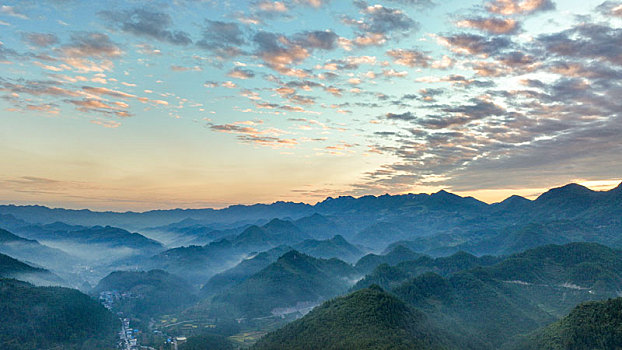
293,30,339,50
386,49,431,67
384,0,435,8
253,31,310,76
197,20,245,57
294,0,329,8
442,97,506,120
353,2,418,34
485,0,555,15
61,32,122,58
170,65,202,72
99,8,192,46
597,1,622,17
383,69,408,77
81,86,136,99
0,5,28,19
256,1,288,13
49,33,122,72
538,23,622,66
91,119,122,128
344,1,419,47
385,111,417,121
208,120,298,148
438,33,512,56
353,33,387,46
416,74,495,87
456,17,520,34
21,33,59,47
0,41,19,60
252,30,339,76
0,79,80,97
228,67,255,79
68,98,131,117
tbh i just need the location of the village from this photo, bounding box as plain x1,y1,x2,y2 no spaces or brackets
99,290,187,350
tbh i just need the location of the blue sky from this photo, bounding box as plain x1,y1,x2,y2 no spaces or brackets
1,0,621,210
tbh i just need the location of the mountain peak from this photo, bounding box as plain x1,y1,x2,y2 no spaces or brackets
502,194,530,203
330,234,347,243
432,189,453,196
263,218,297,230
536,182,595,203
278,249,307,262
610,181,622,193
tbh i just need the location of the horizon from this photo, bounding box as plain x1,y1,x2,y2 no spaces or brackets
1,178,619,212
2,0,622,210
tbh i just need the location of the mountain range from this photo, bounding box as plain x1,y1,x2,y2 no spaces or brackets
2,181,622,349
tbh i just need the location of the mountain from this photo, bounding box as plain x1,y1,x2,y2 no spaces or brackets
232,219,310,250
144,220,250,247
253,285,472,350
293,235,364,263
0,213,32,231
14,224,163,249
533,183,601,218
0,201,314,230
0,228,78,274
490,195,532,213
151,220,311,284
293,213,351,239
201,245,293,296
352,221,412,250
93,269,197,319
389,243,622,348
353,251,500,291
0,252,63,285
514,297,622,350
149,239,243,285
0,278,118,350
355,244,423,274
0,252,44,276
4,180,622,259
314,191,487,215
210,251,359,318
3,223,165,268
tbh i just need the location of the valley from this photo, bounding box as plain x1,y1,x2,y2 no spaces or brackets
1,182,622,349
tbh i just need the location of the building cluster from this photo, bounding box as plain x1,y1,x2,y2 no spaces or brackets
98,290,136,310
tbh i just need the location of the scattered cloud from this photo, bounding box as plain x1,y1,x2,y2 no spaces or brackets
100,8,192,45
456,17,520,35
21,33,59,47
0,5,28,19
197,20,245,57
485,0,555,15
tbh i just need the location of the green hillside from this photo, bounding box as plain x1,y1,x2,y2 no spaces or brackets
355,244,422,274
354,250,499,291
515,297,622,350
0,252,44,276
253,285,468,350
389,243,622,348
293,235,364,263
0,278,118,350
211,250,359,318
201,245,293,296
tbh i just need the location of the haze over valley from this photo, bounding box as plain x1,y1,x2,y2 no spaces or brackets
2,182,622,348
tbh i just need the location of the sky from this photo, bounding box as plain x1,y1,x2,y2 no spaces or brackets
0,0,621,210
